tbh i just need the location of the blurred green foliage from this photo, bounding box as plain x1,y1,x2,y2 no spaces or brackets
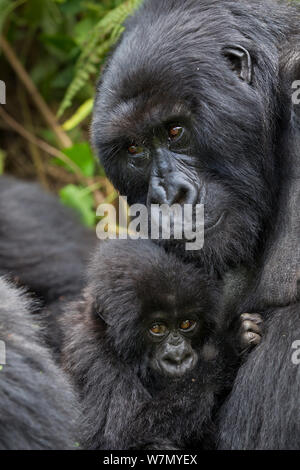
0,0,141,226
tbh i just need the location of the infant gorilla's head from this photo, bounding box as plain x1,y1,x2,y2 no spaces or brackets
86,240,223,383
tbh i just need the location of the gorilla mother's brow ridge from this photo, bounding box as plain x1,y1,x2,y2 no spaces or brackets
94,96,192,146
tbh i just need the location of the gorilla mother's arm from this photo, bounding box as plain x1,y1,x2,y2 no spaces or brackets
219,34,300,449
218,303,300,450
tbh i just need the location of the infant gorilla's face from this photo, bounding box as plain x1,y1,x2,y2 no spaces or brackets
146,311,201,378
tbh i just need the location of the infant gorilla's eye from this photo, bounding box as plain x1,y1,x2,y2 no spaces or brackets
150,323,167,336
180,320,196,331
128,144,143,155
168,126,184,141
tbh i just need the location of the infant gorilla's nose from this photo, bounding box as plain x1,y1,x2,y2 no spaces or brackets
161,346,196,377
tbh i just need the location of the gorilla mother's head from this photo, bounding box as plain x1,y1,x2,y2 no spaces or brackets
92,0,299,273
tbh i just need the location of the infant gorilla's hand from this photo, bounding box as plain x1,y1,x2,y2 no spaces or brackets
238,313,263,354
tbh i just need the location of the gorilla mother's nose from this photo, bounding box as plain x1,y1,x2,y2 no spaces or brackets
148,175,197,206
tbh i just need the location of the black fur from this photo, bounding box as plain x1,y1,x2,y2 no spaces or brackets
0,278,78,450
0,175,96,355
218,305,300,450
61,239,242,450
0,175,95,303
92,0,293,272
92,0,300,449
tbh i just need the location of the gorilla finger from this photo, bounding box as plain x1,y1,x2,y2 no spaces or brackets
240,313,263,324
240,320,262,335
241,331,262,350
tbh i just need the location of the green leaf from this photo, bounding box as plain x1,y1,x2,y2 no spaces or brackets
40,34,79,61
62,98,94,131
73,18,97,46
0,149,6,175
60,0,83,15
59,184,95,227
51,65,75,89
57,0,142,117
23,0,61,31
53,142,95,177
0,0,25,33
30,60,58,88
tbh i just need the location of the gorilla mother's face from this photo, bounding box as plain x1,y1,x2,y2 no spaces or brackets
92,1,278,271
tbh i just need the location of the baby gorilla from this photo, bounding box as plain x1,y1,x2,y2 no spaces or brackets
61,240,262,450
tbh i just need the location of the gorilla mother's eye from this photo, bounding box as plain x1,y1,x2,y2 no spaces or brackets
180,320,196,331
128,144,144,156
168,126,184,142
150,323,168,336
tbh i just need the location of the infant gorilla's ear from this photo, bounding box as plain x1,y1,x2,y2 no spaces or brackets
84,286,108,325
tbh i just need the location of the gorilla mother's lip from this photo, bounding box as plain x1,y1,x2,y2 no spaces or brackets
205,211,226,233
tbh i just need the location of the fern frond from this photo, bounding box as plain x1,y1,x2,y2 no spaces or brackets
0,0,25,33
58,0,142,118
62,99,94,131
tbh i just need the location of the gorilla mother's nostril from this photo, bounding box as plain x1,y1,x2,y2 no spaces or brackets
167,179,197,206
173,187,188,205
148,174,197,207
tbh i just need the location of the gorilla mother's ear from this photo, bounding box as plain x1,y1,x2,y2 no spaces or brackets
223,45,253,84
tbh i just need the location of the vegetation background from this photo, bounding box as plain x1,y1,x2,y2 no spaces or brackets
2,0,298,227
0,0,141,227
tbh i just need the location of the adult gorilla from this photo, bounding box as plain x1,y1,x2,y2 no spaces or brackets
0,176,96,356
92,0,300,449
0,278,78,449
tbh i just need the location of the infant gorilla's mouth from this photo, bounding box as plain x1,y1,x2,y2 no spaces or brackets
160,354,199,378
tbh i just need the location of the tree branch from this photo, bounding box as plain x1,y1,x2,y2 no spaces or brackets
0,106,85,184
0,35,72,149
